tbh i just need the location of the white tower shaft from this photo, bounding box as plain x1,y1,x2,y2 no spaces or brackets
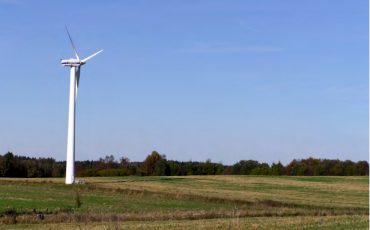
62,27,102,185
65,66,77,184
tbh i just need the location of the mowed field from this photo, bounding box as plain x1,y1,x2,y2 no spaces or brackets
0,176,368,229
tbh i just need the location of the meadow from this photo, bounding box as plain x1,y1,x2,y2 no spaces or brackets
0,176,368,229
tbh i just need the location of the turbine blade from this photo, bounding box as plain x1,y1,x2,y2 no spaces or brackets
75,67,80,97
65,26,80,60
81,50,103,63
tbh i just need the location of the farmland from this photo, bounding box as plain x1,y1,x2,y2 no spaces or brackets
0,176,368,229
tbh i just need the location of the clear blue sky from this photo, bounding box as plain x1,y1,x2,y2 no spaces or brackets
0,0,368,164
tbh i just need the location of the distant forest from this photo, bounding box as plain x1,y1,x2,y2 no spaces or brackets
0,151,368,178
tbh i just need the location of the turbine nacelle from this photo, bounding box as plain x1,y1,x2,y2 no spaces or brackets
61,58,85,67
61,49,103,67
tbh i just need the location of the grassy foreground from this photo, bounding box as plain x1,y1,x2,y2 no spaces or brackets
0,176,368,229
5,215,369,230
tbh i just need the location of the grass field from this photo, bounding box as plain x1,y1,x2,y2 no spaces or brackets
0,176,368,229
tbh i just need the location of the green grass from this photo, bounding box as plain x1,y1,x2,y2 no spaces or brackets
0,176,368,229
0,181,234,213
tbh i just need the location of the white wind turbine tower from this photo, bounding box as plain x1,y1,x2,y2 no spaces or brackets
61,27,103,184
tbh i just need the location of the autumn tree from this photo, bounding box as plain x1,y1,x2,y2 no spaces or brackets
140,151,167,176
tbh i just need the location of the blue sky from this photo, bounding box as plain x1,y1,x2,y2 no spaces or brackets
0,0,368,164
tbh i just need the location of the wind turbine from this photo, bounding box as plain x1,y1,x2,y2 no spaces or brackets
61,27,102,184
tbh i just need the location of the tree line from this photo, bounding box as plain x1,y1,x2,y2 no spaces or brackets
0,151,368,178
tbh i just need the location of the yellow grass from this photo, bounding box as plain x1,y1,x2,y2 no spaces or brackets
84,176,368,209
3,215,368,230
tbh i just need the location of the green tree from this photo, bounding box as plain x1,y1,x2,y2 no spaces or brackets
250,163,270,175
140,151,167,176
3,152,14,177
232,160,260,175
270,162,283,175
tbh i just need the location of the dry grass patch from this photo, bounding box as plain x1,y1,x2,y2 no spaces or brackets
83,176,368,209
3,215,368,230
